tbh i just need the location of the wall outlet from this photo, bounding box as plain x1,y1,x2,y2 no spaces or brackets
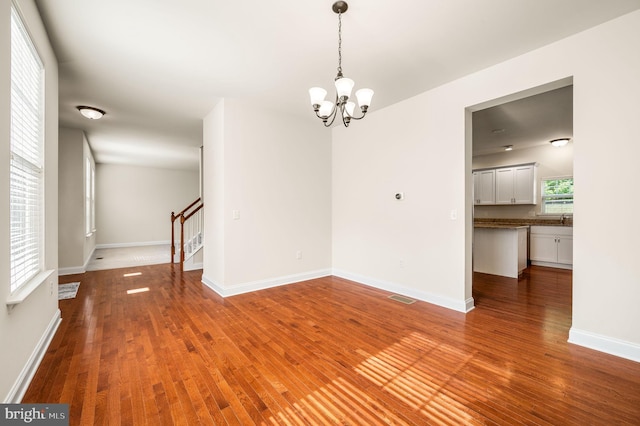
450,209,457,220
399,259,405,268
232,210,240,220
296,250,302,260
50,280,54,295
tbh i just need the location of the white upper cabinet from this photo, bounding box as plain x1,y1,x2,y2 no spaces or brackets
473,169,495,205
476,163,537,205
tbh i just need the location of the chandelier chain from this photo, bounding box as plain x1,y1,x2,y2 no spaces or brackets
337,10,342,76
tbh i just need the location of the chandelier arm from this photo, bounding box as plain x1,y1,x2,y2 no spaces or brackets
323,107,340,127
319,93,342,127
346,111,368,121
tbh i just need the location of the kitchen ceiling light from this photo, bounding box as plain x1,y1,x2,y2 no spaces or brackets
308,1,373,127
77,106,105,120
504,145,513,151
550,138,570,147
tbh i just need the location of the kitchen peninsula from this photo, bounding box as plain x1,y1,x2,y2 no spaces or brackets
473,223,528,278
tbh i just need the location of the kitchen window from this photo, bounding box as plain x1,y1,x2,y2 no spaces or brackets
541,177,573,214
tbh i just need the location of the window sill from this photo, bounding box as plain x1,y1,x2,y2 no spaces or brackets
6,269,55,306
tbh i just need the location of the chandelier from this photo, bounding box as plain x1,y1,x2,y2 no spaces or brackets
309,1,373,127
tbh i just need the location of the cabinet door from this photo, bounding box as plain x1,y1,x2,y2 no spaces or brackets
530,234,557,262
513,165,535,204
557,236,573,265
495,168,515,204
473,170,495,205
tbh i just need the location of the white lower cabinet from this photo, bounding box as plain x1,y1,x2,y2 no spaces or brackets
530,226,573,269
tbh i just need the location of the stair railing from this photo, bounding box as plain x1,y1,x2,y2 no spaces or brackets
171,197,203,269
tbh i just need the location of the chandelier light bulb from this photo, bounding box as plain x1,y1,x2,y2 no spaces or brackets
318,101,334,118
355,88,374,109
335,77,355,100
344,101,356,118
309,87,327,108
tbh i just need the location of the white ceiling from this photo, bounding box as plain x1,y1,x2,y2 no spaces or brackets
472,85,573,156
34,0,640,169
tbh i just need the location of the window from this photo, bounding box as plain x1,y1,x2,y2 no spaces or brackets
85,158,95,235
541,177,573,214
9,6,44,293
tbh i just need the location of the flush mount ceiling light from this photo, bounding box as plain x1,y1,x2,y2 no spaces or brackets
77,105,105,120
504,145,513,151
550,138,570,147
309,1,373,127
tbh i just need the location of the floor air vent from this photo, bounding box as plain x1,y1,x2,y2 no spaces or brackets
388,294,416,305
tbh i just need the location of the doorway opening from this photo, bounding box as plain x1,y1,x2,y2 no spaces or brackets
467,78,574,311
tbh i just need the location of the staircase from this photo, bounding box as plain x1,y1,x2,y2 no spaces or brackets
171,197,204,270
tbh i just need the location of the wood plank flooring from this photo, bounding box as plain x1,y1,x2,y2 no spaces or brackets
24,265,640,425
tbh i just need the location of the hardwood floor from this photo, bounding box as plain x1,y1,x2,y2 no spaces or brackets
24,265,640,425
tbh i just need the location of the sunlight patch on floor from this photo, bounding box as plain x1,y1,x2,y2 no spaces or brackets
354,332,480,424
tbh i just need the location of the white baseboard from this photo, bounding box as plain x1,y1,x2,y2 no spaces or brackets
95,240,171,249
57,246,96,276
58,266,85,276
202,268,474,314
569,328,640,363
202,269,332,297
531,260,572,270
5,309,61,403
332,269,474,313
183,261,203,271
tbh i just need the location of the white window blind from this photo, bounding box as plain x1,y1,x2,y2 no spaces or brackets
10,6,44,293
85,158,96,235
85,157,91,235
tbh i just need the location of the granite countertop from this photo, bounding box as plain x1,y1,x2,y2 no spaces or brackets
474,218,573,228
474,223,529,229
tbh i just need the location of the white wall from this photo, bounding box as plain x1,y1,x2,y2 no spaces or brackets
473,142,574,219
58,128,96,273
58,128,83,267
332,86,471,312
203,100,225,285
0,0,59,402
333,11,640,360
202,99,332,295
95,164,199,246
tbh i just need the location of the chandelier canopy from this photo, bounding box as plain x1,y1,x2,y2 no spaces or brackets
309,1,373,127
